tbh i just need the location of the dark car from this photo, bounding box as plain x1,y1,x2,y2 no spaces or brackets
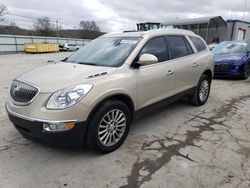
212,41,250,79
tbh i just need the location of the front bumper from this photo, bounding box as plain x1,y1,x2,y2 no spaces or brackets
6,106,88,148
214,63,245,77
214,70,242,77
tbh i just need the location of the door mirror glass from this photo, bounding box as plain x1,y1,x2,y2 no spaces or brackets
138,54,158,66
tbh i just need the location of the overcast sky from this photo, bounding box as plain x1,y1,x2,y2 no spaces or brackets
1,0,250,32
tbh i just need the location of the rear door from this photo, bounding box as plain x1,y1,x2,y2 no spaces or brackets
135,36,175,109
166,35,199,94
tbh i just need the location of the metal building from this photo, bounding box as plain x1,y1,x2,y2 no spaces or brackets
162,16,228,44
226,20,250,41
162,17,250,44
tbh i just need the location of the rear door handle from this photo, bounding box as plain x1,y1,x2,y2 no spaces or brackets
192,63,199,67
166,70,174,75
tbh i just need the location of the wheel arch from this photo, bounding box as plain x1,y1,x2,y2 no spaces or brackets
202,69,213,82
87,93,135,124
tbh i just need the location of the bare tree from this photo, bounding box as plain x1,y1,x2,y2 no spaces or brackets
0,4,7,23
9,21,17,27
33,17,55,36
79,20,100,31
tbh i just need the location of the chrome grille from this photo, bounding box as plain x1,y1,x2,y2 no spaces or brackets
10,80,39,105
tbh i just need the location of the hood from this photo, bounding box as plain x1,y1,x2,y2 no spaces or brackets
214,53,246,64
17,62,117,92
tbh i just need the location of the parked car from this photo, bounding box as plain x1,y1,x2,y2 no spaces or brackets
6,29,214,153
59,43,79,52
212,41,250,79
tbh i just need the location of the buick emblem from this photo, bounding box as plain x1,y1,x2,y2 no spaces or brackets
12,85,20,96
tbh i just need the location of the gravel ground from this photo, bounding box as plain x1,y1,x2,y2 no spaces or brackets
0,52,250,188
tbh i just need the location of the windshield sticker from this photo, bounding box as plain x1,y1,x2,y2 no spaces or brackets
120,40,138,45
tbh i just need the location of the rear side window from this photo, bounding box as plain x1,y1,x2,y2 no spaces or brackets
189,36,207,52
166,36,193,59
140,37,169,62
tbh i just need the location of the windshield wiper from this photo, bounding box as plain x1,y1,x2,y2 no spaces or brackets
78,62,99,66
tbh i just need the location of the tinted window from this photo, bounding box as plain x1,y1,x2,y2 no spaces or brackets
189,36,207,52
167,36,191,59
140,37,169,62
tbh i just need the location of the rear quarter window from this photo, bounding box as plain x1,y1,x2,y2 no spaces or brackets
189,36,207,52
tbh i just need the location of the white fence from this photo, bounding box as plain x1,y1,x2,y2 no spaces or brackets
0,35,91,53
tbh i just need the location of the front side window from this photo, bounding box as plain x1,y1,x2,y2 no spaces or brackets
139,37,169,62
166,36,192,59
67,37,140,67
189,36,207,52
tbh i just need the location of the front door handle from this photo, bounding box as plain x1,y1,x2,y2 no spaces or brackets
166,70,174,75
192,63,199,67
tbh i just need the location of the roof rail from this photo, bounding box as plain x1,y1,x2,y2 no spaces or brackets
103,31,124,36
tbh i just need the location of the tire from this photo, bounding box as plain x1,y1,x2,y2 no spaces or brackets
190,74,211,106
86,100,132,153
240,63,250,80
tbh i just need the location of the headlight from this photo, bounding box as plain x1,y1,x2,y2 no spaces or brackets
46,84,93,109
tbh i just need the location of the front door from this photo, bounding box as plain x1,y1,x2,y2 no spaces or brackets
135,36,175,109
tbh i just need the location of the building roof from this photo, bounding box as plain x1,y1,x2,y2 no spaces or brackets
137,22,161,25
163,16,227,28
226,19,250,25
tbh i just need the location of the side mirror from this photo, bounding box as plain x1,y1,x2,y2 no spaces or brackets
138,54,158,66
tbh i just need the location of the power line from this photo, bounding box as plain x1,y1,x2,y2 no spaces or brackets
5,12,78,29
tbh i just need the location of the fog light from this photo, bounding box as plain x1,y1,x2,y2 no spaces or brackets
235,66,240,70
43,122,75,132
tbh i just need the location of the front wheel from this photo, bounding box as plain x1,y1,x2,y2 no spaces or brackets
240,63,250,80
190,74,211,106
86,100,131,153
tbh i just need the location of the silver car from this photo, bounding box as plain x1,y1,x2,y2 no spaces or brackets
59,43,79,51
6,29,214,153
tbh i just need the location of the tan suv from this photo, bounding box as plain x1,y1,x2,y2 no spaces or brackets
6,29,214,153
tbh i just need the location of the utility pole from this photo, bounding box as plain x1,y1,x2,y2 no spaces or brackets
56,19,59,38
242,0,247,21
74,26,77,39
230,10,233,20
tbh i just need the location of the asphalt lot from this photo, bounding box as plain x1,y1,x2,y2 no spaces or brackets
0,52,250,188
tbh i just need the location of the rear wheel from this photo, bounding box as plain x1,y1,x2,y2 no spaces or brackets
190,74,211,106
241,63,250,80
86,100,131,153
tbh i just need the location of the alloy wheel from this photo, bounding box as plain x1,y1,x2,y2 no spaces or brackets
244,63,250,78
98,109,127,147
199,80,209,102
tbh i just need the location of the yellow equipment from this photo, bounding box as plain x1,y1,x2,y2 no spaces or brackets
24,43,59,53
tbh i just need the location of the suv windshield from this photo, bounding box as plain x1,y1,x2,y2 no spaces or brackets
67,37,140,67
212,42,247,55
